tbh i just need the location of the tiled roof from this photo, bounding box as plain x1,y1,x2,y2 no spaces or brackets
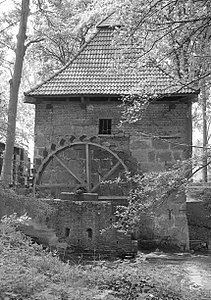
97,12,122,28
25,16,198,99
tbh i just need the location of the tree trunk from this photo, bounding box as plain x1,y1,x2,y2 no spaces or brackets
201,1,210,183
0,0,30,185
202,80,208,182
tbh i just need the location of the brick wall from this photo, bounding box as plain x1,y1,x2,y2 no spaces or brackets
34,99,192,174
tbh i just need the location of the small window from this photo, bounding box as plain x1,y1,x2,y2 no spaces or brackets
99,119,112,135
65,227,70,237
87,228,93,239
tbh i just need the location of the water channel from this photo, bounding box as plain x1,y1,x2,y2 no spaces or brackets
143,252,211,291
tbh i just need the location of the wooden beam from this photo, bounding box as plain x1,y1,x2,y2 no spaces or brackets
91,161,121,193
38,184,72,188
54,154,85,185
86,143,90,191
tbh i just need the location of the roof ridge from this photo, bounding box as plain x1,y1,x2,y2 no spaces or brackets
97,11,115,28
24,29,100,97
97,11,121,28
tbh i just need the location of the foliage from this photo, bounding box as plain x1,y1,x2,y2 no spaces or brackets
0,79,8,141
1,214,211,300
111,0,210,138
0,183,55,223
193,90,211,143
120,88,158,124
113,160,192,231
0,0,117,147
0,69,35,147
0,214,97,299
0,0,210,142
29,0,119,77
115,0,210,82
85,258,211,300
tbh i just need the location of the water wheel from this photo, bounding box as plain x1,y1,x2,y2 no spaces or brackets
34,142,129,197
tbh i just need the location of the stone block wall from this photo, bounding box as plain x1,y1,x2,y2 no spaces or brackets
0,188,136,258
128,102,192,172
34,101,128,156
154,191,189,250
186,184,211,249
34,99,192,174
32,98,192,252
136,191,189,251
45,195,137,257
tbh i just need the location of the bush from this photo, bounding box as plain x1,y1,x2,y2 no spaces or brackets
0,214,96,299
83,258,211,300
0,183,56,223
0,214,211,300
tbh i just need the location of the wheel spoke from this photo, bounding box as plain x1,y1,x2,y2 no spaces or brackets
91,161,121,193
53,154,85,185
85,143,91,192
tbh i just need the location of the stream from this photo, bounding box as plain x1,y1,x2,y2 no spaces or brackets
143,252,211,290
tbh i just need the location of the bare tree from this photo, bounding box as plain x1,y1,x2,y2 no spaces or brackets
0,0,30,185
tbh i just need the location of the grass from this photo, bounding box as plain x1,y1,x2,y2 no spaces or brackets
1,215,211,300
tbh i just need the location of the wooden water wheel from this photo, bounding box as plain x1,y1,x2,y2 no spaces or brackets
34,142,129,197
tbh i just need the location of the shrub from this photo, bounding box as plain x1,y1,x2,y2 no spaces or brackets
0,183,55,223
1,214,211,300
0,215,96,299
84,259,211,300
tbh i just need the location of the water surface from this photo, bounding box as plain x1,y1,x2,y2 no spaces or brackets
144,252,211,290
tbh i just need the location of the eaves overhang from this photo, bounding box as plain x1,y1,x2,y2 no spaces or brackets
24,90,199,105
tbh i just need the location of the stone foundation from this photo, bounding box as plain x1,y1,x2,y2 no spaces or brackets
186,184,211,251
137,191,189,251
43,193,137,258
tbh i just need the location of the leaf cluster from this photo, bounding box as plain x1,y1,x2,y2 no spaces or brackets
116,0,211,83
84,258,211,300
115,161,190,231
28,0,118,77
0,214,97,300
0,183,55,223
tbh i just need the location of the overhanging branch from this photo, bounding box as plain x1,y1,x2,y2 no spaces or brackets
25,38,45,49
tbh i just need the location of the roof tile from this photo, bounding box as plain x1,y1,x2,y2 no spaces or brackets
25,22,197,98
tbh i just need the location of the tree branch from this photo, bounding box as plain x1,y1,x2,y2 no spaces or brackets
129,0,177,38
153,16,209,26
0,21,18,34
0,39,14,50
187,158,211,180
25,38,45,49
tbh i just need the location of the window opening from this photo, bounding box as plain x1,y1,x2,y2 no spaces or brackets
99,119,112,135
87,228,93,239
20,149,24,161
168,209,173,220
65,227,70,237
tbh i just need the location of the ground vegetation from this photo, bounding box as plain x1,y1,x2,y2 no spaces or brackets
1,213,211,300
